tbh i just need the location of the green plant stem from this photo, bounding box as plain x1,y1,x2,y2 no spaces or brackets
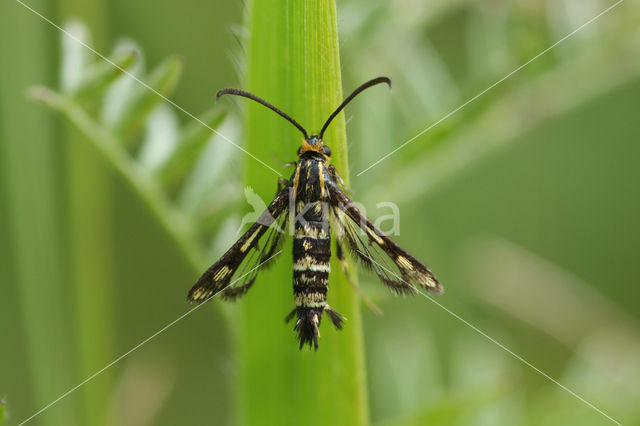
0,3,77,424
55,4,113,425
239,1,368,425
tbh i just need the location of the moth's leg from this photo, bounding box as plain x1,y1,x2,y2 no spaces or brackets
336,240,382,316
328,164,351,195
277,177,289,193
328,164,344,186
282,161,297,169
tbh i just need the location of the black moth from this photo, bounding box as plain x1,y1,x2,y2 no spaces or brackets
188,77,442,350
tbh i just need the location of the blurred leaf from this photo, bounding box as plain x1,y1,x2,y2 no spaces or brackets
138,104,179,172
110,56,183,142
466,3,511,80
374,389,513,426
60,20,92,92
155,107,227,191
196,188,243,242
106,352,176,426
461,237,640,346
29,86,204,272
101,40,146,128
177,119,239,215
369,25,640,206
69,48,139,102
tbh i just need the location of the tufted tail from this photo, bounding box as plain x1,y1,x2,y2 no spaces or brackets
285,306,344,350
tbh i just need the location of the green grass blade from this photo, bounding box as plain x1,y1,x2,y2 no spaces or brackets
238,1,368,425
0,3,77,424
56,16,115,426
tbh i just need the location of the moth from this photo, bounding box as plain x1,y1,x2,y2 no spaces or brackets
188,77,442,350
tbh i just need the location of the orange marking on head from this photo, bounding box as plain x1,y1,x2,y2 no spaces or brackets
298,136,331,161
298,138,323,155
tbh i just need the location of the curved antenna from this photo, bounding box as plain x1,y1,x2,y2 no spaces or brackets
319,77,391,139
217,88,308,139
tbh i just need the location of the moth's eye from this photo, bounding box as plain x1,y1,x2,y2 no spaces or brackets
322,145,332,156
297,146,303,156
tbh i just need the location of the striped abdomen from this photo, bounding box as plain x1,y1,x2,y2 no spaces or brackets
287,158,343,350
293,217,331,310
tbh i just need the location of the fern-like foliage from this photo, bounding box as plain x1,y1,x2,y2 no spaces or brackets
31,23,245,272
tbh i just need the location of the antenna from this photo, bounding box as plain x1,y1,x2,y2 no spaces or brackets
216,88,309,139
319,77,391,139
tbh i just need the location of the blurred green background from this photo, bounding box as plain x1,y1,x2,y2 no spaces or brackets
1,0,639,425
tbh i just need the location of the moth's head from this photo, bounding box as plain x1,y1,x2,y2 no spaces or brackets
297,135,331,159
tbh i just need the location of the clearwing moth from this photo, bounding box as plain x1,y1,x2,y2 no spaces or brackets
188,77,442,350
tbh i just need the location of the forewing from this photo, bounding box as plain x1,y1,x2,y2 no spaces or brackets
330,184,442,294
188,187,290,302
219,208,288,301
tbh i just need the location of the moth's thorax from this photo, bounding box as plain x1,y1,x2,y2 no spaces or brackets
292,156,332,206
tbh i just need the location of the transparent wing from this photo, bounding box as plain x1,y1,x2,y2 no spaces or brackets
330,185,442,294
188,187,290,302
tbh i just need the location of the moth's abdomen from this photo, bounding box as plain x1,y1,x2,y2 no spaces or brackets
290,216,344,350
293,221,331,310
287,158,344,350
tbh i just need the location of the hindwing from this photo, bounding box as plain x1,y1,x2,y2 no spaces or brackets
330,184,441,294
